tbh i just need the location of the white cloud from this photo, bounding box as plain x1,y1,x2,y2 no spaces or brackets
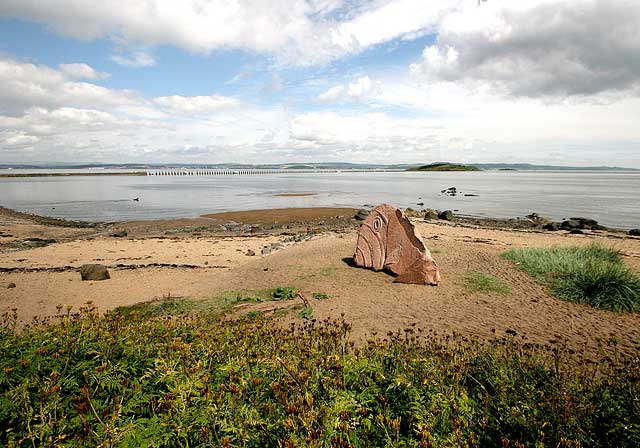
317,75,381,102
0,58,138,115
1,131,40,149
317,85,346,102
110,50,155,67
153,94,241,115
411,0,640,99
59,63,109,80
0,0,464,65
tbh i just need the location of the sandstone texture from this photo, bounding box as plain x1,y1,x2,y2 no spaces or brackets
353,204,441,285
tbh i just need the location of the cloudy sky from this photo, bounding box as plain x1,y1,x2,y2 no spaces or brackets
1,0,639,167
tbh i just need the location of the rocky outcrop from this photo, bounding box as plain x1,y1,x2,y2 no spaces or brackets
438,210,454,221
353,204,440,285
80,264,110,281
629,229,640,236
560,217,604,231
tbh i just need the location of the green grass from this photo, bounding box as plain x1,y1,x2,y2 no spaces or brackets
463,272,512,295
1,304,639,447
312,292,329,300
503,244,640,312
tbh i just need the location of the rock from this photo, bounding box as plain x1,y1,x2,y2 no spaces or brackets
261,246,272,255
354,209,370,221
561,217,601,231
424,209,438,220
80,264,110,281
353,203,441,285
438,210,454,221
6,282,16,289
629,229,640,236
570,229,584,235
404,208,423,218
246,249,256,256
110,230,128,237
543,222,560,231
441,186,458,197
416,202,424,206
560,219,582,230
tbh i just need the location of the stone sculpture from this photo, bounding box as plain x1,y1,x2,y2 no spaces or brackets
353,204,441,285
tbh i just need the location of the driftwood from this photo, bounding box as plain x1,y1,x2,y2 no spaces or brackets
353,204,441,285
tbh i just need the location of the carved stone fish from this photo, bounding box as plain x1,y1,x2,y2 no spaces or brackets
353,203,441,285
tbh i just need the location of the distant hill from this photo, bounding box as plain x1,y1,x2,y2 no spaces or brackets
407,163,480,172
0,161,637,171
470,163,639,171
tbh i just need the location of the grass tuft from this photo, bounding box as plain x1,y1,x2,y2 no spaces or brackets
463,272,512,295
503,244,640,312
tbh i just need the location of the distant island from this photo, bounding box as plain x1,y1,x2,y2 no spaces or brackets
407,163,480,172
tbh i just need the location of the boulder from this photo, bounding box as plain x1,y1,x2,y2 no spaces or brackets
354,209,370,221
353,204,441,285
543,222,560,231
561,217,602,231
629,229,640,236
5,282,16,289
424,209,438,220
110,230,128,237
560,219,582,230
80,264,110,281
438,210,454,221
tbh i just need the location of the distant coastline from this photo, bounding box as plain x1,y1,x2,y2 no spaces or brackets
1,161,638,172
0,171,147,178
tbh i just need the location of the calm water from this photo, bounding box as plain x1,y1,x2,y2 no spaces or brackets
0,170,638,229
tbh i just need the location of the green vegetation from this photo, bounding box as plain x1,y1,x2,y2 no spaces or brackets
271,286,298,300
407,163,480,172
462,272,512,295
1,303,639,447
503,244,640,312
299,305,313,320
312,292,329,300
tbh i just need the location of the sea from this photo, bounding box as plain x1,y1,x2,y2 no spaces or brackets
0,169,638,229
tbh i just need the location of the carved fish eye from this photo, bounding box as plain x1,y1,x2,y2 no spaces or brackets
373,216,382,232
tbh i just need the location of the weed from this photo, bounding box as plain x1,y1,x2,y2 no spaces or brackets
1,302,639,447
504,244,640,311
312,292,329,300
271,286,298,300
245,310,262,321
463,272,512,294
299,305,313,320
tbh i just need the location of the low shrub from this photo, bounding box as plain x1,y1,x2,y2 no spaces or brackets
1,303,639,446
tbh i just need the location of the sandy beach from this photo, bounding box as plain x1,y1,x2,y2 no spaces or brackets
1,206,639,356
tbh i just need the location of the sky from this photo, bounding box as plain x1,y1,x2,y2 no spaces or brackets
0,0,639,167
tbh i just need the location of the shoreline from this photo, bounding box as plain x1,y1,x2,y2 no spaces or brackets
0,203,634,235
